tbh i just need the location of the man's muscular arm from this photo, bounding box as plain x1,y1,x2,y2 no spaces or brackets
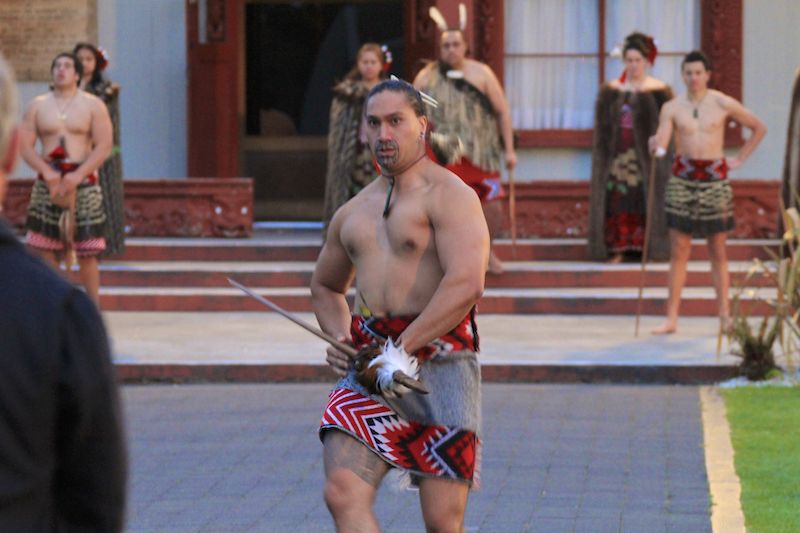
396,179,489,354
311,208,356,377
649,100,675,155
483,65,518,170
19,98,60,189
719,93,767,170
59,96,112,196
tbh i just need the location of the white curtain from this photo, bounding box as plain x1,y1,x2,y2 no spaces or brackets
505,0,598,129
605,0,700,90
504,0,700,130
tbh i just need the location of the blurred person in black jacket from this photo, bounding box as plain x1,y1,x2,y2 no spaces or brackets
0,52,127,533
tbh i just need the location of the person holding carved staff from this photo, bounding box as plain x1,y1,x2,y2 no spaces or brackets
313,78,489,532
588,32,674,263
650,51,766,335
414,4,516,274
20,52,113,305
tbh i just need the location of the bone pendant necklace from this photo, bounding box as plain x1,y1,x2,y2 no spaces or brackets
56,93,77,121
690,92,707,119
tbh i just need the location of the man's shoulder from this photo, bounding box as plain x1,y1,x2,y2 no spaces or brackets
709,89,737,108
27,93,51,109
413,62,436,87
425,162,475,198
663,94,683,111
78,90,105,107
464,59,493,77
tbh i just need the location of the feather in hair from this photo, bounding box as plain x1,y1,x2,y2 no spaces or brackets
429,6,449,32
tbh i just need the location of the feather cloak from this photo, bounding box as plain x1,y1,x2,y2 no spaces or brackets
587,85,674,261
422,62,503,173
780,68,800,234
322,79,371,240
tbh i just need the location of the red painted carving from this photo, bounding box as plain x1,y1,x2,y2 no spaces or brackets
701,0,743,145
415,0,436,44
207,0,226,43
499,180,779,239
475,0,502,83
2,178,253,238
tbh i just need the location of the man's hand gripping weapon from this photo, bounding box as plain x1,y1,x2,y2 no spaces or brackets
227,279,429,396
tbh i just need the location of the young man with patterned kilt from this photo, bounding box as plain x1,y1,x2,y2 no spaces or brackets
650,51,766,335
20,52,113,305
312,78,489,532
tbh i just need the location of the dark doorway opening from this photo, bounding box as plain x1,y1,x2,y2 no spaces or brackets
243,1,404,221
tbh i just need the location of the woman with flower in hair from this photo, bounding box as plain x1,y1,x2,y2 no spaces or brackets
587,32,674,263
322,43,389,240
74,42,125,256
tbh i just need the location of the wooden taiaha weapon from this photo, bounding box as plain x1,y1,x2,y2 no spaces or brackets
635,148,665,337
227,278,429,394
508,168,517,258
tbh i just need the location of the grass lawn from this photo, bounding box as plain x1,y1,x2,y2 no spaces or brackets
720,387,800,533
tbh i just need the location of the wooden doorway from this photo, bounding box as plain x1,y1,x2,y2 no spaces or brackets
242,0,404,221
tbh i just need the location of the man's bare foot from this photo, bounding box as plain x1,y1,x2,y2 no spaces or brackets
652,320,677,335
487,251,504,275
720,315,734,336
607,254,623,265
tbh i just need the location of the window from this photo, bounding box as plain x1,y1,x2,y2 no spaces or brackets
504,0,701,147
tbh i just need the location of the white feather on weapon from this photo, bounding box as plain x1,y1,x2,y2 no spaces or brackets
227,278,429,395
368,338,421,398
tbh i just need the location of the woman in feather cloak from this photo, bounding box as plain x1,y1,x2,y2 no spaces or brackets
322,43,389,240
587,33,674,263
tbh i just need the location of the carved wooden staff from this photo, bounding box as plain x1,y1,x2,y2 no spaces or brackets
635,148,665,337
508,168,518,258
227,278,429,394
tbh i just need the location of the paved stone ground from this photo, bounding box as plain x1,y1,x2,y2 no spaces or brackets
122,383,712,533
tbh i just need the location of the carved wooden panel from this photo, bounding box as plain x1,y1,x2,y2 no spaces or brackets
474,0,503,84
207,0,226,43
404,0,437,79
2,178,253,238
701,0,743,146
499,180,779,239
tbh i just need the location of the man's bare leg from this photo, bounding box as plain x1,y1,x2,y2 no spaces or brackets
323,431,389,533
28,248,60,271
418,477,469,533
706,232,731,330
652,229,692,334
77,255,101,306
482,199,504,275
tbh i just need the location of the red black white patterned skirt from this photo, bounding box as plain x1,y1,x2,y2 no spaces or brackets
320,312,482,488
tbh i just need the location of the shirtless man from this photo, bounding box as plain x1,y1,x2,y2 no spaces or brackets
312,79,489,532
20,53,113,304
414,21,516,275
650,51,766,334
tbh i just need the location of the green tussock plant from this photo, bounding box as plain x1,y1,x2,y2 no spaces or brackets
729,202,800,380
730,315,779,381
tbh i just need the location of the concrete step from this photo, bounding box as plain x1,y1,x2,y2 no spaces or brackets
81,260,770,288
97,286,773,315
116,237,780,262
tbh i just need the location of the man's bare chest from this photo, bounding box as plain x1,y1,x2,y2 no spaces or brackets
342,210,434,262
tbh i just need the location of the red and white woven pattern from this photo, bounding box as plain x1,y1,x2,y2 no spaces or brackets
321,388,480,486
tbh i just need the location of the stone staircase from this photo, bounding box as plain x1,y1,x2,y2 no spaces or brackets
81,228,777,317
